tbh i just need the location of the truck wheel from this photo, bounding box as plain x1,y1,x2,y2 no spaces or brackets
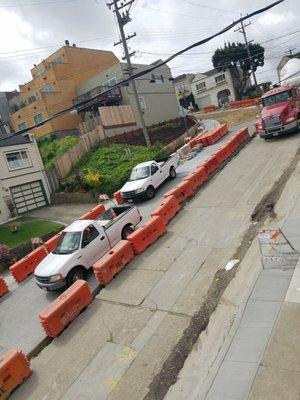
169,166,176,180
297,117,300,131
122,225,134,239
146,186,155,200
66,267,86,287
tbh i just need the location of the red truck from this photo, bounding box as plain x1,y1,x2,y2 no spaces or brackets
255,84,300,139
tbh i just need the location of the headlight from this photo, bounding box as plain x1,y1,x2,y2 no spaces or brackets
286,116,296,123
49,274,63,282
135,188,145,194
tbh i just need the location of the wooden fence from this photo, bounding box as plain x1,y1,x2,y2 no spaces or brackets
47,128,105,192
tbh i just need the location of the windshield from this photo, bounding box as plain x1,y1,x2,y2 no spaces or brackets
129,166,150,181
53,231,81,255
263,90,293,107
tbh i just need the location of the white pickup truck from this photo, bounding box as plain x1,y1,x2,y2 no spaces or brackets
120,153,179,201
34,205,141,291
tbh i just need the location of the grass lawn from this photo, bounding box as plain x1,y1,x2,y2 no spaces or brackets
38,135,79,170
0,216,64,248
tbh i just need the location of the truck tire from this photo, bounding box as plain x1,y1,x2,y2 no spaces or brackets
169,166,176,180
66,266,86,287
297,117,300,131
146,186,155,200
122,225,134,239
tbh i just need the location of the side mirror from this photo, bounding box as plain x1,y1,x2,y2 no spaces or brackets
82,240,89,248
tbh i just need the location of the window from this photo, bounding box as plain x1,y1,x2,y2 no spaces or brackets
18,122,26,131
5,150,31,171
196,82,206,91
28,95,36,104
104,77,117,87
82,225,99,247
53,232,81,255
151,163,159,175
139,96,146,110
35,66,45,77
151,74,164,84
263,90,293,107
215,74,226,85
40,84,54,93
178,83,187,93
34,113,43,124
52,56,62,64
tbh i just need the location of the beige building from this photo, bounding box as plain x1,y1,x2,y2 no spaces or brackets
10,43,118,138
173,73,196,106
0,133,51,223
74,61,180,136
191,68,250,110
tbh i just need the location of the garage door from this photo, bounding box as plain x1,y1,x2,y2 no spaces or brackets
196,95,212,109
10,180,48,214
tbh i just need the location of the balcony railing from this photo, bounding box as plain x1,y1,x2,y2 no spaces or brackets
73,85,122,112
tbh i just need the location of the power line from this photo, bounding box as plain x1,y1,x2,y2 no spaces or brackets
12,0,284,136
172,0,240,15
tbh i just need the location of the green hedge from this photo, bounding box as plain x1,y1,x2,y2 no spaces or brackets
38,135,79,170
61,142,165,196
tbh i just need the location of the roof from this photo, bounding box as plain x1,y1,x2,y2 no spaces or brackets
64,219,94,232
261,85,294,99
134,161,153,168
0,133,31,148
174,73,196,83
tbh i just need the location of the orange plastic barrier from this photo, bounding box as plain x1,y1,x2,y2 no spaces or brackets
39,280,92,338
79,204,105,220
0,278,8,298
189,137,198,149
114,190,124,205
214,144,232,164
197,123,228,147
235,127,250,144
184,171,203,192
164,180,194,204
0,349,31,399
9,246,48,283
44,232,61,252
151,195,181,225
198,154,219,175
230,99,258,109
203,104,216,113
127,216,166,254
93,240,134,285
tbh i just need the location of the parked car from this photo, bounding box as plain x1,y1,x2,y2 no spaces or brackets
120,153,179,201
34,205,141,291
255,84,300,139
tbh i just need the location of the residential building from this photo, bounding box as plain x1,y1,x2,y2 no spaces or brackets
0,133,51,223
0,91,20,134
10,43,119,138
173,73,197,109
277,52,300,84
74,60,180,136
191,67,250,110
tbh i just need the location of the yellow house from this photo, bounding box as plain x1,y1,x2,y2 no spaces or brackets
10,43,119,138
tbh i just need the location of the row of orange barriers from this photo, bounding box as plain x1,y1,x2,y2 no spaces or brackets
93,240,134,285
229,99,258,109
151,195,181,225
9,246,49,283
0,349,31,399
38,280,93,338
0,278,8,298
189,124,228,148
203,104,216,113
79,204,105,220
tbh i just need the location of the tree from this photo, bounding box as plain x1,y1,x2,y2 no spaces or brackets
212,42,265,100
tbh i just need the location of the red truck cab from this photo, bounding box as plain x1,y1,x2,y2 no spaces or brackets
255,85,300,139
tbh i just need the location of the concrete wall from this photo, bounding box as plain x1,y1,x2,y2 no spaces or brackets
0,139,51,223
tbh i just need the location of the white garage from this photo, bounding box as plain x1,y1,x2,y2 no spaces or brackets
10,180,48,214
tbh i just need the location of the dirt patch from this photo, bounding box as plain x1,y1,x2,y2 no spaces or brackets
144,147,300,400
195,106,259,128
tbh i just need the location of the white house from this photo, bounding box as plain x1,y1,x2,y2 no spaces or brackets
0,133,51,223
191,67,250,110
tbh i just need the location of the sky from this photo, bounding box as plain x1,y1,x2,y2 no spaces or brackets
0,0,298,91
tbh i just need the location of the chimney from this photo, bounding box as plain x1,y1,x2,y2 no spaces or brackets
65,40,70,46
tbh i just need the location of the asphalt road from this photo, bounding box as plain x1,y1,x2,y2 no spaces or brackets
0,121,253,358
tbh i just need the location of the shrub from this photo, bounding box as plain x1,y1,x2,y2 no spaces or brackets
0,244,15,269
38,135,79,170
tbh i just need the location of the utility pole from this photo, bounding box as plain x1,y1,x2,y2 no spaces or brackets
107,0,151,147
235,15,258,87
285,48,296,56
